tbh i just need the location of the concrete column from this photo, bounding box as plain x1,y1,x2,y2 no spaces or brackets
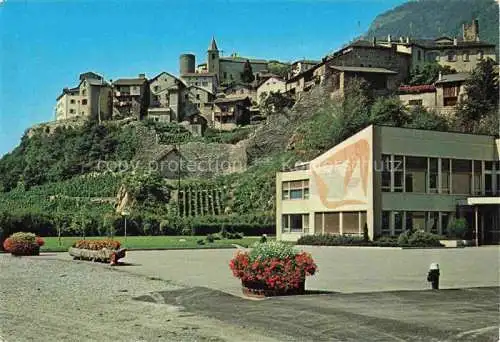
475,205,479,247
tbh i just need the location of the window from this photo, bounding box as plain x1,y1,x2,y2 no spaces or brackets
393,156,404,192
230,74,233,80
429,158,438,193
70,99,75,104
428,212,439,234
343,212,359,234
452,159,472,194
223,72,227,79
381,211,390,235
196,94,200,100
408,99,423,106
478,50,484,60
381,154,391,192
417,50,422,61
441,158,451,194
406,211,426,231
473,160,482,195
81,99,88,105
282,214,309,233
282,180,309,200
153,86,159,92
440,212,453,235
212,53,216,60
324,212,340,234
394,211,403,235
69,109,75,114
485,161,494,195
405,157,427,193
447,51,456,62
463,51,470,61
202,81,208,87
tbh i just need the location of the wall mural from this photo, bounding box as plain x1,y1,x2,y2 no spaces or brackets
310,138,370,209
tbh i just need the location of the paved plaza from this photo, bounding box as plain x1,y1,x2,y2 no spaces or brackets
107,246,499,296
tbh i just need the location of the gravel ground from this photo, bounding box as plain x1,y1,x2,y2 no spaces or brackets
0,255,277,342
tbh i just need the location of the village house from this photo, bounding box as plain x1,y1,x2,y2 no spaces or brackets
212,95,251,130
398,72,471,116
183,85,215,124
276,125,500,244
112,74,149,119
257,76,286,104
55,72,112,122
290,59,320,78
222,83,256,102
147,72,186,123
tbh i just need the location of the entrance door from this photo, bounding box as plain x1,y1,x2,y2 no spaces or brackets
483,207,500,244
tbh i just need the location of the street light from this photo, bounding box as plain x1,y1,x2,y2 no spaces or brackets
121,210,130,241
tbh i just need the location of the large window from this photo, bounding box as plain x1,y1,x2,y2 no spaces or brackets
282,180,309,200
441,158,451,194
405,157,427,193
428,212,439,234
406,211,426,231
381,154,391,192
393,156,404,192
381,211,390,235
473,160,482,195
394,211,404,235
314,213,323,234
282,214,309,233
452,159,472,194
343,212,359,234
324,213,340,234
429,158,438,193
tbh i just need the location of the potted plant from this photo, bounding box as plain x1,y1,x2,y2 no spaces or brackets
2,232,44,256
229,241,317,297
68,239,126,264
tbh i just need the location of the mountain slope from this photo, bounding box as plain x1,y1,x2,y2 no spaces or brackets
366,0,498,46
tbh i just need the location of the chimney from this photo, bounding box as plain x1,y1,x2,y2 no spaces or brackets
474,19,480,41
387,34,392,42
453,37,458,46
372,37,377,46
399,36,404,43
463,19,480,42
438,71,442,81
138,73,146,79
406,36,410,44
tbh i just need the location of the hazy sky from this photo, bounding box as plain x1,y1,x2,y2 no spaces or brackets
0,0,405,156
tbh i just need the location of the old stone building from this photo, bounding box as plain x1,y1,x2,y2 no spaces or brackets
183,85,215,124
257,76,286,103
147,72,186,123
181,38,270,86
378,20,496,73
112,74,149,119
328,66,398,98
213,96,252,130
55,72,112,122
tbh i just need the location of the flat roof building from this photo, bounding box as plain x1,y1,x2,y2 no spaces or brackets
276,125,500,244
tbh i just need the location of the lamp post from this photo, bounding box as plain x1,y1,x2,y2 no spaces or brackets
121,210,130,241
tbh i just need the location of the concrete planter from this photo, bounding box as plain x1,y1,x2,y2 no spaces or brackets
241,279,305,298
68,247,126,263
439,240,470,248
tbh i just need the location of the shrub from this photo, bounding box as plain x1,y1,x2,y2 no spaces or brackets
197,239,205,245
397,230,412,246
3,232,41,256
229,241,317,290
372,236,399,247
447,218,468,239
73,239,121,250
206,234,215,243
407,230,443,247
297,234,370,246
35,236,45,246
363,223,369,242
260,234,268,243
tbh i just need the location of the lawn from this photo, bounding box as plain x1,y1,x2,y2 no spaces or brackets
41,236,272,252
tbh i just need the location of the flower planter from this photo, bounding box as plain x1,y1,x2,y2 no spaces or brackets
10,245,40,257
241,279,305,298
68,247,126,263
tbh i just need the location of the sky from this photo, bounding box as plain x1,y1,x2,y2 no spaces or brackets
0,0,406,157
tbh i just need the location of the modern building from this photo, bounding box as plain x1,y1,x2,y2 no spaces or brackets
112,74,149,119
276,125,500,244
55,72,112,122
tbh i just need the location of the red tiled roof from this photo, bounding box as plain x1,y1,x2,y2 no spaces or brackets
398,84,436,93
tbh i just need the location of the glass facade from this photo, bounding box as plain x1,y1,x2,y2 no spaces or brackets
282,180,309,200
380,211,455,236
282,214,309,233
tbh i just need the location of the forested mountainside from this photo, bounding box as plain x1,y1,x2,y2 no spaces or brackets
366,0,498,48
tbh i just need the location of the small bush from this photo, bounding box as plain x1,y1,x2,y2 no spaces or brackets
197,239,205,245
372,236,399,247
206,234,215,243
260,234,268,243
3,232,41,256
397,230,412,246
407,230,443,247
297,234,369,246
447,218,468,239
73,239,121,250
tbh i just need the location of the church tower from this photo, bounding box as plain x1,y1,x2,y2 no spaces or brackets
207,37,220,79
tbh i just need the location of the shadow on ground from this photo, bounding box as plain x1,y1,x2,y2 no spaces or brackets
134,286,499,341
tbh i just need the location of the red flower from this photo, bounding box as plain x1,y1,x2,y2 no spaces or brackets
35,236,45,247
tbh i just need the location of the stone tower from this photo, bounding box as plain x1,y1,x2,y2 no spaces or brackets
207,37,220,78
463,19,479,42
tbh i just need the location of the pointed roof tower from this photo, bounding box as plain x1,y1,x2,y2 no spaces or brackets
208,37,218,51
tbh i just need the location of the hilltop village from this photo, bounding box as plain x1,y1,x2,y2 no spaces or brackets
54,19,496,136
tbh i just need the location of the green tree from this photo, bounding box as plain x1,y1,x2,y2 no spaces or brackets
455,58,499,133
370,97,410,126
407,62,456,85
241,59,255,83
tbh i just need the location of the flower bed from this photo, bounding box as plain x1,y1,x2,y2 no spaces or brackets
68,239,125,264
3,232,44,256
229,241,317,297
